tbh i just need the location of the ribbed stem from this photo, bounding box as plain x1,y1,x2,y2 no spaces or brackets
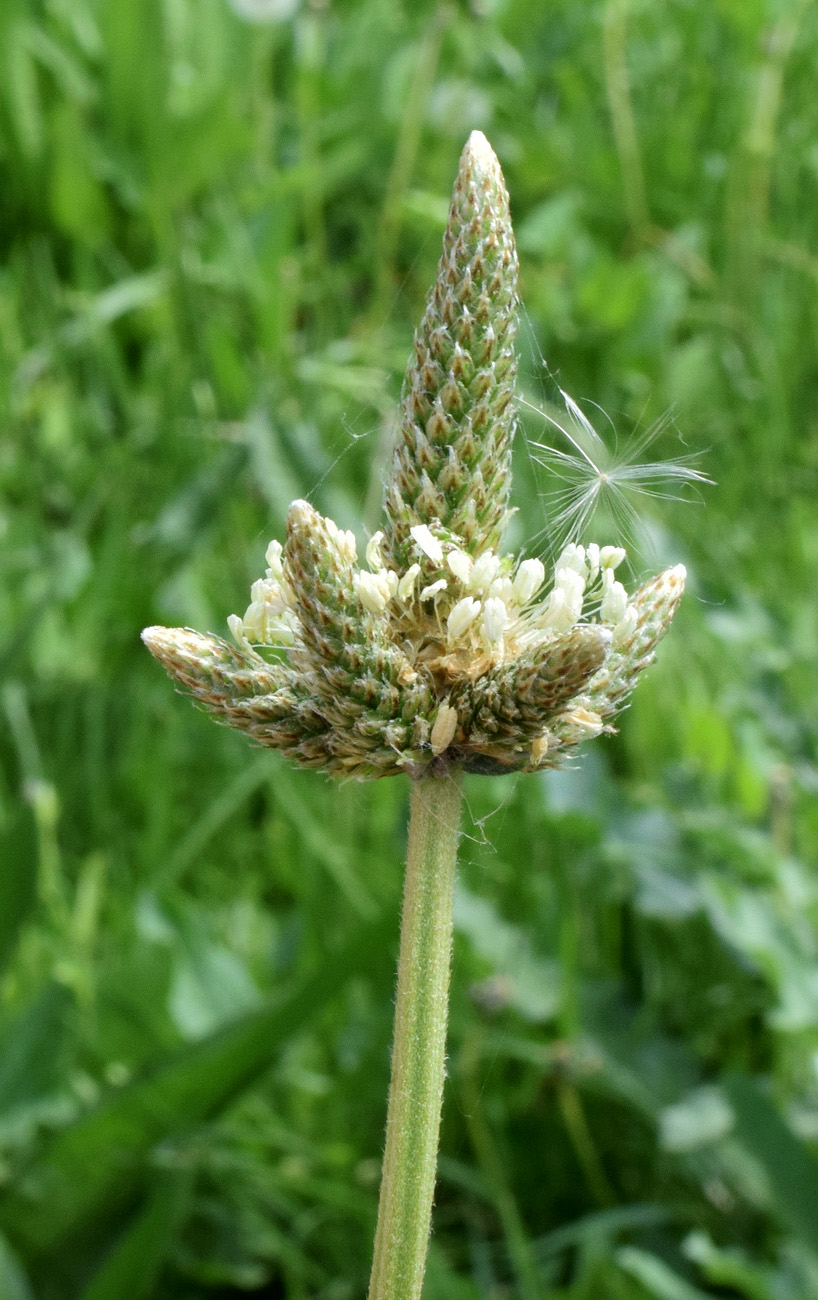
368,770,463,1300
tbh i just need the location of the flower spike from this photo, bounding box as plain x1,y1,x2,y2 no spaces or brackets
143,134,686,779
383,130,519,568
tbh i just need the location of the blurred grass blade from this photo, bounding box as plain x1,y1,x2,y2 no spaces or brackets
616,1246,712,1300
0,805,38,976
725,1074,818,1255
0,1233,33,1300
0,913,391,1258
533,1202,672,1261
0,984,73,1116
78,1171,192,1300
159,753,274,888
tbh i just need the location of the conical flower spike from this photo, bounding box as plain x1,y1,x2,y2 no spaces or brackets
382,130,518,569
143,134,687,782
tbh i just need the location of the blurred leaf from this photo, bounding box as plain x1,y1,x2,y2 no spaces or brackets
77,1171,192,1300
0,804,37,975
616,1246,712,1300
455,884,560,1022
0,984,73,1118
0,913,391,1259
169,931,261,1040
725,1075,818,1256
0,1234,33,1300
683,1231,774,1300
533,1203,673,1260
659,1086,733,1154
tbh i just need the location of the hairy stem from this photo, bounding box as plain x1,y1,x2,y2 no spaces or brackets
368,769,464,1300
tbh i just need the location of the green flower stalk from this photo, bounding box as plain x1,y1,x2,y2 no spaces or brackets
143,131,685,1299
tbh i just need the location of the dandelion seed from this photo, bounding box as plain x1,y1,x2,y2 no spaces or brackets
521,387,711,554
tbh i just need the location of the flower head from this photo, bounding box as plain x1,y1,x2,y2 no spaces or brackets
143,132,686,779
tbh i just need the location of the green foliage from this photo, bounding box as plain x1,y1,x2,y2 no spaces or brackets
0,0,816,1296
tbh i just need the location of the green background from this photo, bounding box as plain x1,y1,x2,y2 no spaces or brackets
1,0,817,1296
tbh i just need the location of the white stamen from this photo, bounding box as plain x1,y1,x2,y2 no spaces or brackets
397,564,421,602
488,576,514,604
447,596,481,640
612,605,639,648
250,578,289,615
446,548,473,584
600,578,629,625
339,530,357,564
228,613,250,648
537,568,585,633
265,539,285,579
240,602,295,646
366,531,385,571
325,518,357,564
482,597,508,647
410,524,444,565
586,543,600,582
468,551,501,593
555,543,587,578
599,545,626,571
356,570,391,613
557,706,604,738
512,558,545,604
419,578,447,602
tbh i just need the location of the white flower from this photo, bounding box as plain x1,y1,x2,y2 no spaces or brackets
556,567,585,615
410,524,444,565
468,551,501,593
537,568,585,633
240,601,295,646
599,545,626,570
482,597,508,647
555,543,588,578
356,570,392,613
265,539,285,579
430,701,459,756
585,543,600,582
600,577,629,624
241,603,266,640
250,578,290,615
487,576,514,604
326,518,357,564
556,706,604,739
228,613,251,648
512,558,545,604
447,596,481,640
366,531,385,571
612,605,638,648
446,548,473,584
419,578,447,602
397,564,421,602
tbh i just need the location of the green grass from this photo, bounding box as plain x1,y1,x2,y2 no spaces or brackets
1,1,817,1296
